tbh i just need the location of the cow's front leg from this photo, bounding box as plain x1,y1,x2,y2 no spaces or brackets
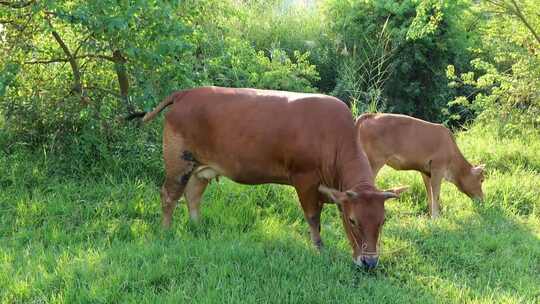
294,175,324,250
429,171,443,219
305,206,323,249
421,173,434,214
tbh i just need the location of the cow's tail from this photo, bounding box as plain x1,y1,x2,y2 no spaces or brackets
126,90,189,123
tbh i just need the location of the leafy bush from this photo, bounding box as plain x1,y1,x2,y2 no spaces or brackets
195,37,319,92
0,0,195,146
225,1,337,92
446,0,540,133
324,0,477,121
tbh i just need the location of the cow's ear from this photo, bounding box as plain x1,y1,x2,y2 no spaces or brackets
318,185,346,205
380,186,409,201
472,164,485,176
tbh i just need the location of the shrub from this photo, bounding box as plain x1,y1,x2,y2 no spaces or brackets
445,0,540,133
324,0,477,121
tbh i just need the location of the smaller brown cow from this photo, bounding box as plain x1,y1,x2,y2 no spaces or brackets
356,113,485,218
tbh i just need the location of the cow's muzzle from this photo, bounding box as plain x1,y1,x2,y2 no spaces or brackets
354,255,379,270
362,256,379,269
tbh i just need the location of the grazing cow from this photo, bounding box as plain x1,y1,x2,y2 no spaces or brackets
356,113,485,218
136,87,407,269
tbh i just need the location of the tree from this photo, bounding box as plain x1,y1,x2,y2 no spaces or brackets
446,0,540,132
1,0,193,141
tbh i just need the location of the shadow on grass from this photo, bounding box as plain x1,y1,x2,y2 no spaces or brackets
382,203,540,303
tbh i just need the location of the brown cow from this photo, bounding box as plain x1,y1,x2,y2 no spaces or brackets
137,87,407,269
356,113,485,218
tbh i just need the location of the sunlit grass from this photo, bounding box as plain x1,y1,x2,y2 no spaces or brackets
1,126,539,303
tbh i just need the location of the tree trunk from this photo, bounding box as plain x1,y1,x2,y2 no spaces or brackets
50,29,82,97
112,50,132,112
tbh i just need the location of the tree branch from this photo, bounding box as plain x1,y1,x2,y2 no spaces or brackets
45,17,83,96
0,0,34,9
24,58,70,64
81,53,116,61
509,0,540,45
112,49,132,112
24,54,117,65
484,0,540,45
74,33,93,56
50,30,82,93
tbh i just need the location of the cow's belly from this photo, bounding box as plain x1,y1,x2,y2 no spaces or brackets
194,166,221,180
194,164,290,185
386,155,428,173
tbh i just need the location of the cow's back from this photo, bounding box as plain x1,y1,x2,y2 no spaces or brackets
356,113,457,171
164,87,357,184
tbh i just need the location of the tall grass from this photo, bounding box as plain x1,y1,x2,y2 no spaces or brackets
332,18,395,114
1,123,539,303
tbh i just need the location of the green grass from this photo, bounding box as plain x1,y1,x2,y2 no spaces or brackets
1,125,539,303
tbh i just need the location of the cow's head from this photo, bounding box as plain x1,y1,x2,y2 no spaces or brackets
458,164,485,201
318,185,407,270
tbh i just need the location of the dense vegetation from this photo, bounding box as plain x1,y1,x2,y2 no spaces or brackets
1,0,539,303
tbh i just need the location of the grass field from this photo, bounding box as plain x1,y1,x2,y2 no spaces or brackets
1,125,539,303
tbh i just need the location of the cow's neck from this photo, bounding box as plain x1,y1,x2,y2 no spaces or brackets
448,150,472,185
337,151,376,192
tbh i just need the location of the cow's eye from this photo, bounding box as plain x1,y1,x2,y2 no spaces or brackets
349,217,357,226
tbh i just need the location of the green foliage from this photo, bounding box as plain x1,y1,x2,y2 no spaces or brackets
2,0,538,147
0,0,320,148
0,62,20,97
446,0,540,133
226,1,337,92
0,0,195,145
325,0,477,121
196,37,319,92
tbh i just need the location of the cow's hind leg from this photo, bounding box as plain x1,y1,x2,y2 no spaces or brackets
184,175,209,222
161,126,198,228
